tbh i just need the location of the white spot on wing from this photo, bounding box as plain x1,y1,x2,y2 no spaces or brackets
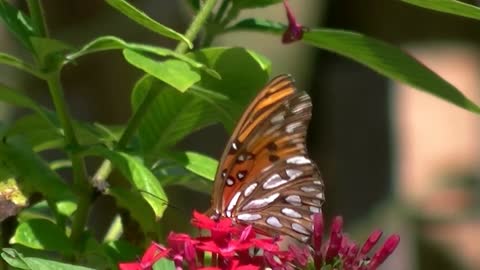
292,223,309,235
286,122,302,133
226,192,241,217
314,180,323,185
301,186,319,193
286,169,302,180
226,177,235,186
244,183,258,197
316,193,325,200
237,213,262,221
285,195,302,206
310,206,321,213
281,208,302,218
242,193,280,210
270,112,285,124
292,102,310,113
263,174,287,189
266,216,282,228
286,156,311,165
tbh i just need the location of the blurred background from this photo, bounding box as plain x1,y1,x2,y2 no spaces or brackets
2,0,480,269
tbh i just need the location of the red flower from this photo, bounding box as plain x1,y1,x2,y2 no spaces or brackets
310,213,400,270
119,212,399,270
118,242,169,270
282,0,305,43
167,232,198,269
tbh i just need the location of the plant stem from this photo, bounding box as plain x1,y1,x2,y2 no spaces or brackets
175,0,218,53
46,74,76,146
46,73,91,245
92,82,161,183
26,0,49,37
92,0,219,184
214,0,230,23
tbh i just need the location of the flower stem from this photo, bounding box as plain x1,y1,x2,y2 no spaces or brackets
46,73,91,245
92,0,218,186
26,0,49,37
175,0,218,53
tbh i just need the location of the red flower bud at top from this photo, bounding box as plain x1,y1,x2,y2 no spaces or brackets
367,234,400,270
282,0,304,43
324,216,343,263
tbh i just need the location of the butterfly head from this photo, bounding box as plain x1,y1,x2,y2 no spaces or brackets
204,207,222,222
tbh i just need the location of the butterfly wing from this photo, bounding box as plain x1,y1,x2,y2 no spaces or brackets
209,74,324,242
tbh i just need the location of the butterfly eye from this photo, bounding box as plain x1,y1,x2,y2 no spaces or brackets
207,75,324,243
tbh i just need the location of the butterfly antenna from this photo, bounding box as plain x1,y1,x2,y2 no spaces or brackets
138,189,190,218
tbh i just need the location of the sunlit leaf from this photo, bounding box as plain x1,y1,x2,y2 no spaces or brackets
124,49,201,92
402,0,480,20
2,248,95,270
302,29,480,113
105,0,192,48
84,146,168,219
66,36,218,78
10,219,73,254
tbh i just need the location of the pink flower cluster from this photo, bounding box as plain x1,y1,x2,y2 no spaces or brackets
119,211,399,270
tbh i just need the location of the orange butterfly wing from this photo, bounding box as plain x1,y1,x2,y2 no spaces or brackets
209,74,324,242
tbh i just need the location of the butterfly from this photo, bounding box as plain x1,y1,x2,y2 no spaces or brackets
206,74,325,243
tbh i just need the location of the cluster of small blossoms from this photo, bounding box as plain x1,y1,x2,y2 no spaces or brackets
118,211,399,270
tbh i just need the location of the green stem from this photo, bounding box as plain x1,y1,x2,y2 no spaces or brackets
46,73,91,245
46,74,76,146
214,0,230,23
26,0,49,37
92,84,161,183
92,0,219,185
28,0,90,251
175,0,218,53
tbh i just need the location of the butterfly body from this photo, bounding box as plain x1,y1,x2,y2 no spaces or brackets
208,74,324,243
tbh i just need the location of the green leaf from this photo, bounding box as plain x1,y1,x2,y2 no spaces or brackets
1,248,28,269
18,201,60,223
227,18,284,33
164,151,218,181
103,240,142,263
81,236,115,270
153,259,176,270
2,248,95,270
0,83,50,120
0,52,43,78
232,0,283,9
0,1,35,50
105,0,192,48
132,47,270,158
0,139,75,202
6,114,64,152
30,37,73,73
66,36,219,78
6,113,117,152
109,187,158,233
302,29,480,113
402,0,480,20
10,219,73,254
84,146,168,219
124,49,201,92
161,173,212,194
